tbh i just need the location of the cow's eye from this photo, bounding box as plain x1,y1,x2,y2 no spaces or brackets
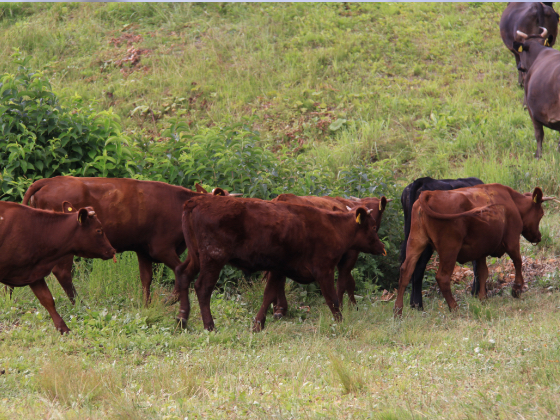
96,229,103,235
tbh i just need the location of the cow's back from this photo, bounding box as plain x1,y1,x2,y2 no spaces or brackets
26,176,194,253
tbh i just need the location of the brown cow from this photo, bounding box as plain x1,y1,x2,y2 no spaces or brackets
270,193,389,317
22,176,230,305
395,184,550,316
513,28,560,158
174,196,386,331
500,2,558,85
0,201,115,333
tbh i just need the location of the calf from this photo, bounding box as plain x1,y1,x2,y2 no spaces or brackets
174,196,386,331
23,176,229,305
400,177,484,309
514,28,560,158
271,193,388,316
395,184,549,316
0,201,115,333
500,2,558,85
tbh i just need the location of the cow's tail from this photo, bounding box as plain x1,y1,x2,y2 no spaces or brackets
22,178,50,207
400,179,426,263
418,191,499,220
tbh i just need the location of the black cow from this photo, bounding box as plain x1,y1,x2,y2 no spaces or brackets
514,28,560,158
400,176,484,309
500,2,558,85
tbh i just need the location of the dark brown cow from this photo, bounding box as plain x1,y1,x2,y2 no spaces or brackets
513,28,560,158
22,176,230,304
0,201,115,333
270,193,388,316
395,184,550,316
174,196,386,331
500,2,558,85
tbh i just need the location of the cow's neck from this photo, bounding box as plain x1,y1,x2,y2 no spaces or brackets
525,42,549,72
509,189,533,221
33,213,78,258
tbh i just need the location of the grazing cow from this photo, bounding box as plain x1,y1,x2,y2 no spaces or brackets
400,177,484,309
514,28,560,158
395,184,549,316
174,196,386,331
0,201,115,333
22,176,230,305
270,193,389,316
500,2,558,85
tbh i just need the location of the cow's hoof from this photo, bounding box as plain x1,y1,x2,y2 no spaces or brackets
252,319,264,332
512,288,522,299
176,317,188,329
164,294,180,306
393,306,403,318
273,312,283,320
58,326,71,335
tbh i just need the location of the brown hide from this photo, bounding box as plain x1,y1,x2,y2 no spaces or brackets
0,201,115,333
500,2,559,85
175,196,386,331
395,184,547,316
22,176,228,304
271,194,388,312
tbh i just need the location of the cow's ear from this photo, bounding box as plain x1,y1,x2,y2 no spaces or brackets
195,183,208,194
212,188,226,196
513,41,525,53
532,187,544,204
62,201,76,213
354,207,368,225
77,208,89,225
379,196,388,212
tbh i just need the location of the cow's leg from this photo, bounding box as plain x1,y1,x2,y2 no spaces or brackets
533,120,545,159
150,248,183,304
435,256,459,311
271,273,288,319
514,53,524,87
136,252,154,306
316,269,342,322
409,246,434,310
507,245,524,298
395,237,429,316
470,259,480,297
2,285,13,298
475,258,488,300
175,256,197,328
255,272,285,332
51,255,77,304
336,251,359,307
29,279,69,334
194,263,224,331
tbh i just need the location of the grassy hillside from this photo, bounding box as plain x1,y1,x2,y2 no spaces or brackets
2,3,560,419
1,2,558,193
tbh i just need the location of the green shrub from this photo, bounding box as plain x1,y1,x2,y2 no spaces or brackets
0,53,133,201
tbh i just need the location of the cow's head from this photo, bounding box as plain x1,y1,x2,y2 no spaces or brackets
349,206,386,256
62,201,116,260
513,27,551,73
520,188,553,244
351,196,391,232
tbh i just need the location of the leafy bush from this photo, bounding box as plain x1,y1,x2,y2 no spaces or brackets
0,53,133,201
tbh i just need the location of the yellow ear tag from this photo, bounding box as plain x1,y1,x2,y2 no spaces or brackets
356,213,361,224
545,40,550,47
67,207,72,212
379,202,382,211
518,46,523,52
533,196,538,203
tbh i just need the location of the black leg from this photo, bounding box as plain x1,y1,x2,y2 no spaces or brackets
409,246,434,310
470,260,480,296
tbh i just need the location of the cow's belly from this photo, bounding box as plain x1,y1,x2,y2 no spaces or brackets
0,263,56,287
456,240,505,264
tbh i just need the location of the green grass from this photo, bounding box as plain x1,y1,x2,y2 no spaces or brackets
2,3,560,418
1,255,560,418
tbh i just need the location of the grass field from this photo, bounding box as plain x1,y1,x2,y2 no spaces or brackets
1,3,560,419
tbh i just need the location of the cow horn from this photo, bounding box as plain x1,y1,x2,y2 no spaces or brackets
367,209,373,214
88,210,96,216
229,193,243,197
349,196,360,201
517,30,528,39
541,27,549,38
386,198,393,203
346,206,352,211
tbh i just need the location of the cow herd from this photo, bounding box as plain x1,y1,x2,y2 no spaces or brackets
0,174,548,335
1,4,558,335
